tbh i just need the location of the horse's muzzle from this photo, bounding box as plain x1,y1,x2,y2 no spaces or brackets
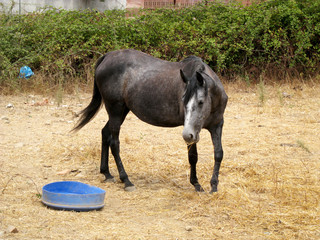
182,128,199,144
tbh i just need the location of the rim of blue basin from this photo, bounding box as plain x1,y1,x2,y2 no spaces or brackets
42,181,106,211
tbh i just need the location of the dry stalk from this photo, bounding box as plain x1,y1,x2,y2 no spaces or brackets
1,173,41,196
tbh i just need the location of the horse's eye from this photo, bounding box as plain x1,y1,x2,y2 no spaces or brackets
198,100,204,106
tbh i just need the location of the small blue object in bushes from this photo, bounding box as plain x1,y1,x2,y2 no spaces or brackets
42,181,106,211
19,66,34,79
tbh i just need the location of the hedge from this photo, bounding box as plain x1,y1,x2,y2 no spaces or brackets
1,0,319,88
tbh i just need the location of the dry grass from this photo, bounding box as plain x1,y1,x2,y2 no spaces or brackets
0,81,319,239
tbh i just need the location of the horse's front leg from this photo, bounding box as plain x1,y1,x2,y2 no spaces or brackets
209,119,224,193
188,144,204,192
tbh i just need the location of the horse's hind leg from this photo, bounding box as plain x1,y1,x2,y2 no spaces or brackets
107,105,135,191
101,122,115,182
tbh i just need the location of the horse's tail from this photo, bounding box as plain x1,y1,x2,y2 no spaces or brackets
72,55,105,132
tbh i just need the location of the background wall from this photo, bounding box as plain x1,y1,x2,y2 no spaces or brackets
87,0,126,11
0,0,126,13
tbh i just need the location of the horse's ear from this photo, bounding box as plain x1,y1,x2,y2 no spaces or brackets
196,71,204,86
180,69,188,83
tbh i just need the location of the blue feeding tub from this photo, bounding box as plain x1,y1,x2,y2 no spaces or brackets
42,181,106,211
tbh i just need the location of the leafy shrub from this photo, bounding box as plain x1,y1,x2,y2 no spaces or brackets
0,0,319,89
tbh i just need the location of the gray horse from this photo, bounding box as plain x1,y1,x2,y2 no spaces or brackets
73,49,228,193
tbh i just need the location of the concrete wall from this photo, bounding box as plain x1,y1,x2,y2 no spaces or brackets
0,0,126,13
87,0,125,11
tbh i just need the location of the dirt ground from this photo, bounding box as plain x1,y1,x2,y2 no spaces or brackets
0,82,319,239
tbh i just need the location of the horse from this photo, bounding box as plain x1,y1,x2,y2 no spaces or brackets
73,49,228,193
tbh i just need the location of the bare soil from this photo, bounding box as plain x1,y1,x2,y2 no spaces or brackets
0,82,319,239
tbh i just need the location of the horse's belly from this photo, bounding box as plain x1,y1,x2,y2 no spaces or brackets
124,81,184,127
130,108,183,128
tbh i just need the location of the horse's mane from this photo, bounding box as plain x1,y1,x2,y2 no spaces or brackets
180,56,205,77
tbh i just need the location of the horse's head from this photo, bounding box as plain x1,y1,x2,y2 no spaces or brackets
180,69,211,145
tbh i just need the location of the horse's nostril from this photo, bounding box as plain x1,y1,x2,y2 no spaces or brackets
189,134,193,140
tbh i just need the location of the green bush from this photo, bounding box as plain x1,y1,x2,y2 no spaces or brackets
1,0,319,89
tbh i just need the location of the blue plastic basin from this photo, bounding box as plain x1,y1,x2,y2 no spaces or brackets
42,181,106,211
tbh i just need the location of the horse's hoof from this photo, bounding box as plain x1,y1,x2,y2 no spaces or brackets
194,183,205,192
124,185,136,192
196,188,205,193
104,177,116,183
209,188,218,194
